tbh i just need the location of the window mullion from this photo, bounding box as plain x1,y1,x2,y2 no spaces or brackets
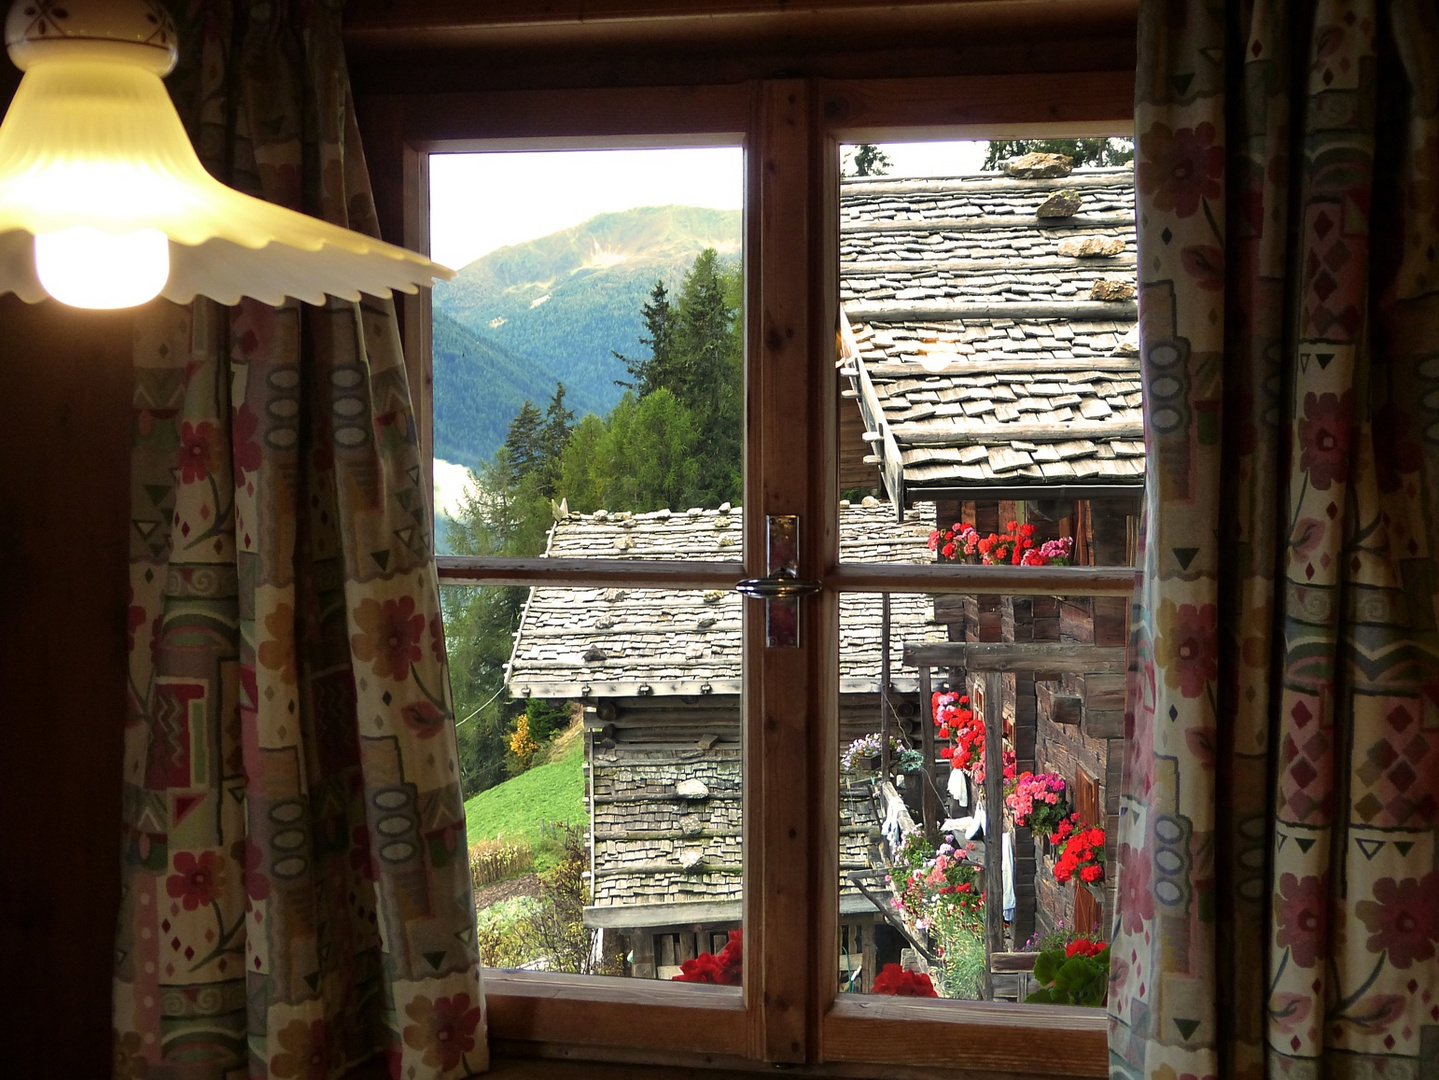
743,77,819,1065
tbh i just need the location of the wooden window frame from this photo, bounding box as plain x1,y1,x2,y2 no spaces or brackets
372,70,1134,1078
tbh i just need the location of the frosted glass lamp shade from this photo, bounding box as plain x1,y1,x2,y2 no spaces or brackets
0,0,453,308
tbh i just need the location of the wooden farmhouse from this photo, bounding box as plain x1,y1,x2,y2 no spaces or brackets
837,160,1142,945
506,500,945,987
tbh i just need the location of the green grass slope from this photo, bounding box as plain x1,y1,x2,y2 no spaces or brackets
462,729,586,852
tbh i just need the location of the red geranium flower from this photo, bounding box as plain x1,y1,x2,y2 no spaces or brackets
1066,937,1105,958
673,928,743,984
870,963,938,997
1297,390,1353,491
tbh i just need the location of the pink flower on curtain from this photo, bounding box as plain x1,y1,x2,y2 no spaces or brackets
231,403,262,485
1268,991,1312,1034
429,612,445,661
402,993,484,1072
1155,601,1219,698
270,1018,329,1080
1372,401,1423,495
127,604,146,651
166,851,226,910
1117,844,1154,935
112,1029,147,1080
179,420,224,484
1275,872,1326,968
1355,873,1439,968
1136,122,1224,218
1181,245,1225,290
350,596,426,681
1297,390,1353,490
402,701,446,740
350,824,377,882
241,837,270,903
257,604,298,685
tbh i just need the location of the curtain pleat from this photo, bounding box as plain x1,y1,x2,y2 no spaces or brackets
1112,0,1439,1076
112,4,486,1077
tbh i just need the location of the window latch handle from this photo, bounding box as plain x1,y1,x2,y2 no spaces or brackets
735,567,822,599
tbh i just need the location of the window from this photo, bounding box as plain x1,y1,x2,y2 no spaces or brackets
379,70,1134,1076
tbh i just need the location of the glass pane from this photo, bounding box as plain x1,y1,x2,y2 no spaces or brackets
446,577,744,984
429,147,745,558
835,139,1140,562
837,585,1123,1004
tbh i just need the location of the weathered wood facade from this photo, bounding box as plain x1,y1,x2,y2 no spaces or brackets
507,500,946,986
838,162,1141,946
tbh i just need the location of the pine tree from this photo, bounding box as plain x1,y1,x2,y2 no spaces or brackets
537,382,575,498
503,401,544,484
846,143,893,176
614,280,676,395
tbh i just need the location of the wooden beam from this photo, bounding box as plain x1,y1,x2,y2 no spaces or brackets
861,357,1139,377
846,299,1136,323
437,556,742,588
829,561,1135,597
902,642,1128,673
842,172,1134,196
917,666,941,833
982,670,1005,996
841,214,1133,235
889,420,1144,446
846,256,1137,275
991,951,1039,973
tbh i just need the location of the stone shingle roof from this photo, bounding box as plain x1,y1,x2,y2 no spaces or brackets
506,500,946,700
840,167,1143,504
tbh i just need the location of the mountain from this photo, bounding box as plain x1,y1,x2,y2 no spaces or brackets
431,309,605,469
432,205,741,465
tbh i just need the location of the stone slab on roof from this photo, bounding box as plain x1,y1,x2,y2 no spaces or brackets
840,168,1143,501
507,501,947,699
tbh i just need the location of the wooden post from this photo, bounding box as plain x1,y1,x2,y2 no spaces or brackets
880,592,892,781
983,670,1006,989
918,664,941,833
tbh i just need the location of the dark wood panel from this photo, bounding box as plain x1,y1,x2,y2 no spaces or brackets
0,297,134,1075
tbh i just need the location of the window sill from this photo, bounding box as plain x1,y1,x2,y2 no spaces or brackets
822,996,1108,1077
484,969,746,1057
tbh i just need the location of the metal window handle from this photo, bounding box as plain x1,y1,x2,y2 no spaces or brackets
737,514,818,646
735,567,823,599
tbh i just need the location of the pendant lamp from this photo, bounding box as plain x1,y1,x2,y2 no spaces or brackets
0,0,452,309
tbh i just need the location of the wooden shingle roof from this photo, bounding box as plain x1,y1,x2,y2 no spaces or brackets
506,500,946,700
840,167,1143,508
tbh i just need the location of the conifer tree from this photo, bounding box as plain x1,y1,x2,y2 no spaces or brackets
614,280,677,396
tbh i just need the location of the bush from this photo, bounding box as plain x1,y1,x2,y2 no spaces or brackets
468,837,535,890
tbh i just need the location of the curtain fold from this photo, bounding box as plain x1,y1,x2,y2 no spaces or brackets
112,4,486,1077
1111,0,1439,1076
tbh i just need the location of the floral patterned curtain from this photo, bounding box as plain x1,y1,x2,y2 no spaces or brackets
112,3,486,1077
1111,0,1439,1076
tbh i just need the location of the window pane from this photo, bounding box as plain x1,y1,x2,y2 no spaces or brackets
448,574,746,985
429,147,745,558
835,140,1140,561
837,581,1123,1006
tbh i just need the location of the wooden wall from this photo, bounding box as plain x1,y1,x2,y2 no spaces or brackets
0,1,1137,1071
0,296,133,1074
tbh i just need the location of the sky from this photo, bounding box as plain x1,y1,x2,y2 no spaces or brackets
428,141,989,271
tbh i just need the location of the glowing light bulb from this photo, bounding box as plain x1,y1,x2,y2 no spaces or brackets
33,225,169,308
